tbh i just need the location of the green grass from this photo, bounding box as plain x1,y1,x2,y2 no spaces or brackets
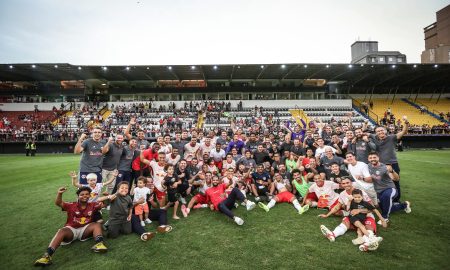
0,150,449,270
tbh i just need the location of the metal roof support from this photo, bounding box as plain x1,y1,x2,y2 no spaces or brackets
392,86,399,102
199,66,206,81
230,65,235,81
256,65,268,80
281,64,300,80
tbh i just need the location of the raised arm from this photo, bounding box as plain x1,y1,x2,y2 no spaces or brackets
69,171,82,188
124,117,136,140
396,118,409,140
74,133,87,154
102,137,114,155
55,187,67,208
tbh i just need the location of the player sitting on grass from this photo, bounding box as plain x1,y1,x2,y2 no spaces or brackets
205,175,256,225
102,181,160,241
34,187,108,266
131,176,152,226
258,173,309,214
182,171,212,217
302,174,340,213
346,189,386,252
319,177,383,249
70,170,118,202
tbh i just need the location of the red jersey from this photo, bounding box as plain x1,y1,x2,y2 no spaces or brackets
205,183,227,210
62,201,102,228
132,148,153,171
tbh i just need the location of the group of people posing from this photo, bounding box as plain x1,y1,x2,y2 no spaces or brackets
34,115,412,266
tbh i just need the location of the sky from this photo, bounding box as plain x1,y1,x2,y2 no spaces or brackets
0,0,448,65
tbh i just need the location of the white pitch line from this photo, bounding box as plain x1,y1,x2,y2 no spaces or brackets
400,158,450,165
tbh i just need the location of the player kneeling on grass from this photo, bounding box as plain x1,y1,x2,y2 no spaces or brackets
102,181,169,242
34,187,107,266
345,189,387,252
258,173,309,214
205,175,256,225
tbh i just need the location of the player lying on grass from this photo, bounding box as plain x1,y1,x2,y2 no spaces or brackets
258,173,309,214
34,187,108,266
205,175,256,225
102,181,171,241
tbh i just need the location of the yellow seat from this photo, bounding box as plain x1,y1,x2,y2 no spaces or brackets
355,98,443,126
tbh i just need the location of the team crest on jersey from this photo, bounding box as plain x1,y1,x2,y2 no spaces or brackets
361,142,366,146
75,212,80,215
263,177,266,180
376,171,380,175
88,211,92,216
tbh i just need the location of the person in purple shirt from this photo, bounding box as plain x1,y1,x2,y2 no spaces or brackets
282,120,307,142
226,134,245,154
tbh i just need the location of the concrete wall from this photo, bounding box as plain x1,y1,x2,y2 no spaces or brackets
0,102,66,111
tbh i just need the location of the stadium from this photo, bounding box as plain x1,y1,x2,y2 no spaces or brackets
0,1,449,270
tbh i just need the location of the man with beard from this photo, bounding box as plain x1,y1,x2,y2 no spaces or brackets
350,128,376,163
205,176,256,225
125,117,149,150
115,138,139,190
101,134,124,194
318,177,382,251
367,152,411,223
253,144,270,165
245,133,259,152
369,119,408,201
346,151,377,204
171,132,187,157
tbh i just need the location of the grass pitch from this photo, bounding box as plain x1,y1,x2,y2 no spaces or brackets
0,150,449,270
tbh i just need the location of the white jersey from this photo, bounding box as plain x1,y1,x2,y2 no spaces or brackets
150,160,167,192
133,187,151,203
223,176,239,187
315,146,337,159
347,161,377,203
198,182,211,195
275,181,287,191
160,143,172,155
83,183,103,202
200,143,215,156
338,186,372,206
210,149,226,162
184,143,200,161
222,160,236,170
308,181,340,208
166,154,181,166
